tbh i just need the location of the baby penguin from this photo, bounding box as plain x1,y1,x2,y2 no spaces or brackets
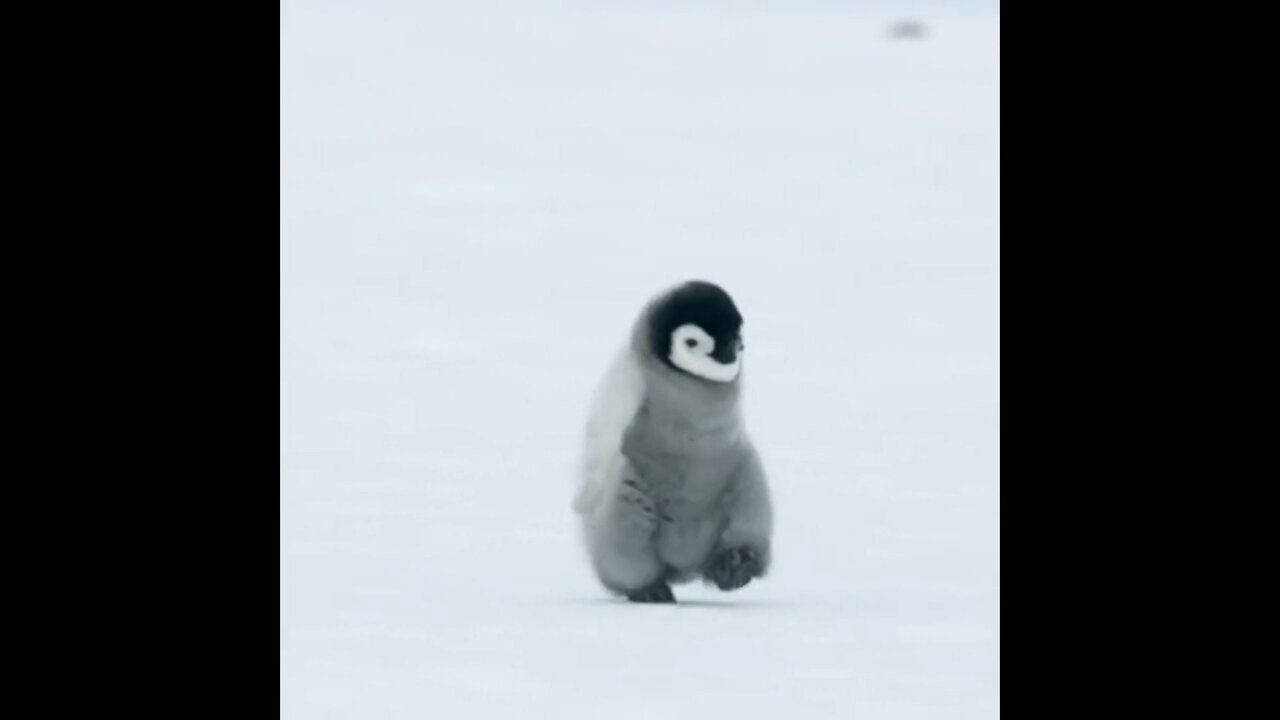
572,280,773,603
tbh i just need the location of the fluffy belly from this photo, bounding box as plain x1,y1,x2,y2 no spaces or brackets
655,510,723,572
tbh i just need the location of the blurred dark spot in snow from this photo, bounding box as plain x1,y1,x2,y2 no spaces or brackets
889,20,927,40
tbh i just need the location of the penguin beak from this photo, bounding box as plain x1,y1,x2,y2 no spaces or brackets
711,337,740,364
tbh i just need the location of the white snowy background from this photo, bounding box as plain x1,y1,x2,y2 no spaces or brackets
281,1,999,717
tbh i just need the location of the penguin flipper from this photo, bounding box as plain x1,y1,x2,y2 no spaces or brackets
573,347,646,515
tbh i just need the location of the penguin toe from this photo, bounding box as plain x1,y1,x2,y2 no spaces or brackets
706,547,763,591
626,582,676,603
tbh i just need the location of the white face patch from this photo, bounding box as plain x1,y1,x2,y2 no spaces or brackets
668,323,742,383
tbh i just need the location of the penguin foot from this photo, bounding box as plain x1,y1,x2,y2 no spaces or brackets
626,582,676,603
704,547,763,591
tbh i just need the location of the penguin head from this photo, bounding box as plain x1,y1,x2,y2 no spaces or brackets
646,280,745,383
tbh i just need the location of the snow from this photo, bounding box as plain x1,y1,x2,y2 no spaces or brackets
281,2,999,718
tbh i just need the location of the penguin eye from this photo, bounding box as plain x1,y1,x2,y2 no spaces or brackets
684,338,698,349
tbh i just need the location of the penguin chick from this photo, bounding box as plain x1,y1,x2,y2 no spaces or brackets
573,280,773,603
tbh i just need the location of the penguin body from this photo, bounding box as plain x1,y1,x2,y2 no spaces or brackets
573,281,773,602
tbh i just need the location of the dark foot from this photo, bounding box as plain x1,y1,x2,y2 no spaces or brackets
704,547,763,591
626,582,676,603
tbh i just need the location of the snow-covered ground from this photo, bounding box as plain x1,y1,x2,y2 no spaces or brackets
281,2,999,718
